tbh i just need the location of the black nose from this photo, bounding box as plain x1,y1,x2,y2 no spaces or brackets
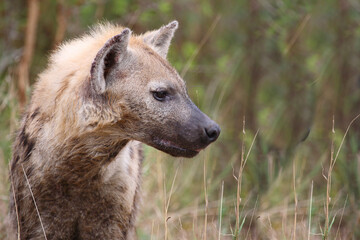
205,124,221,143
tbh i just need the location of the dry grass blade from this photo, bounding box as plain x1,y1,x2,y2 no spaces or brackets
335,195,348,239
10,172,21,240
203,154,208,240
181,15,221,78
235,121,259,239
235,118,246,239
332,113,360,168
292,160,297,240
308,181,313,240
244,128,259,166
284,14,311,55
21,164,48,240
164,165,179,240
151,220,154,240
324,113,360,239
245,197,258,240
218,181,224,240
324,116,336,240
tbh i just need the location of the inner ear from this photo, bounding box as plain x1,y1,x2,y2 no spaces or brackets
103,49,117,80
90,28,131,94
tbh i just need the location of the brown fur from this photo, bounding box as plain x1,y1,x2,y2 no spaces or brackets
8,21,220,239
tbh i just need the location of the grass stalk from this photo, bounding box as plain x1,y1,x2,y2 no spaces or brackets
203,154,208,240
218,181,224,240
21,164,47,240
235,117,259,239
324,113,360,239
308,180,313,240
323,116,335,240
10,171,21,240
164,166,179,240
292,160,298,240
335,195,348,239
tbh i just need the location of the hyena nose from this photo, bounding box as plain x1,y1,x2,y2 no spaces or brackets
204,123,221,143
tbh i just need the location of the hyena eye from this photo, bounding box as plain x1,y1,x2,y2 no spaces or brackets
152,91,168,101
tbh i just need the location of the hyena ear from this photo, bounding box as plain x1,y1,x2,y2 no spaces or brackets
142,21,178,58
90,28,131,94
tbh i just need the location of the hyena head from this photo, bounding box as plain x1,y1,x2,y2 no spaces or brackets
85,21,220,157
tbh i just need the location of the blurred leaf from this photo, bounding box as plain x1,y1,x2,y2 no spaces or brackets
113,0,129,16
158,1,171,14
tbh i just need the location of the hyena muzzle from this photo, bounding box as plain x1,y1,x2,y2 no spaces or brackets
8,21,220,239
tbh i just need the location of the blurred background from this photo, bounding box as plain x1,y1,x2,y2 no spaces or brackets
1,0,360,239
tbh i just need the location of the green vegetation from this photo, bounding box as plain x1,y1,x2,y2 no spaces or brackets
1,0,360,239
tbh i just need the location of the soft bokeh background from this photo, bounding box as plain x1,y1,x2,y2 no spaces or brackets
1,0,360,239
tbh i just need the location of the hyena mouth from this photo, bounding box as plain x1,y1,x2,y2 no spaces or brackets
152,138,200,158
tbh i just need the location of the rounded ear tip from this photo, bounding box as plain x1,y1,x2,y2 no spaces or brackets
122,28,132,35
167,20,178,29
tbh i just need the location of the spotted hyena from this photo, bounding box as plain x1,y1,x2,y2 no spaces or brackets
9,21,220,239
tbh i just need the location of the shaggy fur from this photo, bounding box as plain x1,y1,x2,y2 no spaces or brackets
9,21,220,239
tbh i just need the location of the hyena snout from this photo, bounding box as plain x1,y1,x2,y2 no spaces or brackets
195,111,220,147
149,106,220,158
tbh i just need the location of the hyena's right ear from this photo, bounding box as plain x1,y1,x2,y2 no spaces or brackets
90,28,131,94
142,21,178,59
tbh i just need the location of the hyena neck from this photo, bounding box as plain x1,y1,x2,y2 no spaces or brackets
51,132,129,184
22,97,130,185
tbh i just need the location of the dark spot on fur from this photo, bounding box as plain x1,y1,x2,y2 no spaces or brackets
146,49,155,56
138,145,144,163
72,220,80,240
11,155,20,171
122,229,128,239
115,184,127,193
19,128,26,145
108,150,118,160
129,146,134,159
30,107,40,119
55,76,71,105
107,140,128,162
25,165,34,178
23,137,35,162
18,127,36,162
